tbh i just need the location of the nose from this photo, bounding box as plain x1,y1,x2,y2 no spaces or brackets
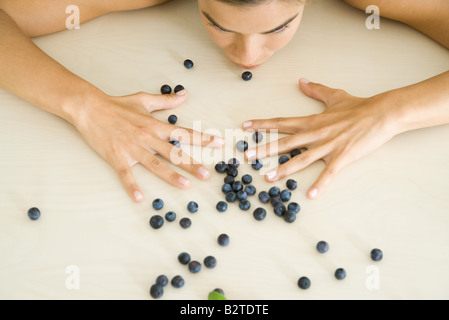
232,34,262,68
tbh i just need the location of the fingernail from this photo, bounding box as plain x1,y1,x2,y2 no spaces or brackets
133,191,143,202
179,176,190,186
198,167,210,179
308,187,318,199
266,169,277,180
176,89,187,96
300,78,310,85
243,121,252,129
246,149,256,160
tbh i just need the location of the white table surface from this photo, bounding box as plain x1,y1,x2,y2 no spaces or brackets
1,0,449,300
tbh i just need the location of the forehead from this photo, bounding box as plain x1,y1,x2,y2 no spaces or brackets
198,0,303,34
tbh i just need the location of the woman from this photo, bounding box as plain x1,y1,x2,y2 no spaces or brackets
0,0,448,202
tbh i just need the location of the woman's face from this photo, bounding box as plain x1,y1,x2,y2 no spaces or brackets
197,0,305,68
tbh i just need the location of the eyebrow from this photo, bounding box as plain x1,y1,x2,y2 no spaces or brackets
202,11,299,34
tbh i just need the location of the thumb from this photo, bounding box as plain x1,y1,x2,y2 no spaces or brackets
135,89,188,112
299,78,347,107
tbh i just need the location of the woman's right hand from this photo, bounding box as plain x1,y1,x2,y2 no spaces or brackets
72,89,224,202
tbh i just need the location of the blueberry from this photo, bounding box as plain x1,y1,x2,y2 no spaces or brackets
244,185,256,196
371,248,383,262
236,190,248,201
236,140,248,152
180,217,192,229
150,284,164,299
283,210,296,223
165,211,176,222
290,148,302,158
224,176,234,185
280,189,291,202
273,203,286,217
174,85,185,93
222,183,233,194
152,198,164,210
239,199,251,211
269,186,281,197
215,161,228,173
183,59,194,69
160,84,172,95
279,155,290,165
232,181,243,192
168,114,178,125
204,256,217,269
218,234,230,247
149,215,164,229
298,277,311,290
187,201,198,213
188,260,202,273
287,202,301,214
286,179,297,191
178,252,191,265
216,201,228,212
251,159,263,170
27,207,41,221
258,191,270,204
156,275,169,287
253,207,267,221
170,140,181,148
270,195,282,206
227,158,240,168
241,174,253,185
335,268,346,280
214,288,225,296
242,71,253,81
225,192,237,203
316,241,330,254
171,275,185,288
252,132,263,143
226,166,238,177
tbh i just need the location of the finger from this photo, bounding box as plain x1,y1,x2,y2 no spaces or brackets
264,145,330,182
115,165,144,202
306,159,343,200
150,139,211,181
242,117,307,134
299,78,349,107
138,148,192,189
120,90,188,113
168,127,225,148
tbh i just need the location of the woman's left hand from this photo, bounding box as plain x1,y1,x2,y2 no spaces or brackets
243,78,400,199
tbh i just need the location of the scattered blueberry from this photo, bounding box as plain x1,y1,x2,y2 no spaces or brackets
287,202,301,214
171,275,185,288
290,148,302,157
251,159,263,170
160,84,172,95
204,256,217,269
27,207,41,221
253,207,267,221
335,268,346,280
187,201,199,213
178,252,191,265
239,199,251,211
150,284,164,299
270,195,282,207
165,211,176,222
252,132,263,143
279,155,290,165
241,174,253,184
286,179,297,191
244,185,256,196
280,189,291,202
269,186,281,197
218,234,230,247
215,161,228,173
168,114,178,125
228,158,240,168
273,203,286,217
174,85,185,93
183,59,194,69
216,201,228,212
232,181,243,192
225,192,237,203
371,248,383,262
236,140,248,152
222,183,233,194
180,217,192,229
156,275,169,287
188,260,202,273
242,71,253,81
283,210,296,223
224,176,234,185
227,166,238,177
236,190,248,201
298,277,311,290
170,140,181,148
149,215,164,229
258,191,270,204
152,198,164,210
316,241,330,254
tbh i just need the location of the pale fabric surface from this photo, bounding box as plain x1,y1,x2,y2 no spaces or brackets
1,0,448,300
